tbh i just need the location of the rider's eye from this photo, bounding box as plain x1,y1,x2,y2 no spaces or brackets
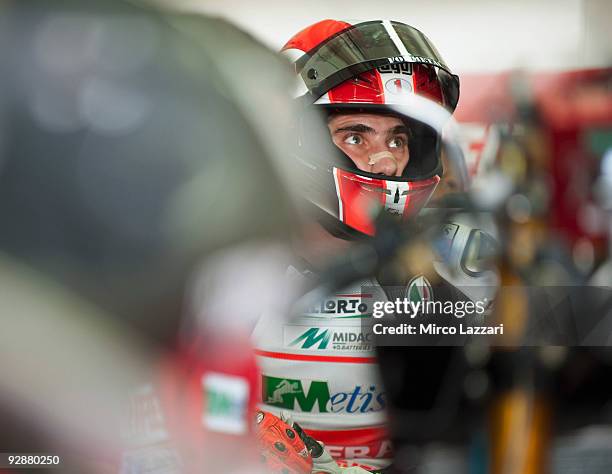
388,136,406,148
344,134,363,145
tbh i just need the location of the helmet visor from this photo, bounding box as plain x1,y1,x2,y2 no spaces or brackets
295,20,459,109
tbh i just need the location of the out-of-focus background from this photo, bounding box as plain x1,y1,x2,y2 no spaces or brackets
166,0,612,176
168,0,611,73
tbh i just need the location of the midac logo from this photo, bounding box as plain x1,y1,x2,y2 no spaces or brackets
262,376,330,412
290,327,330,349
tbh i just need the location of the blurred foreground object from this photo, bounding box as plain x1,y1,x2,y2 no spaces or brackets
299,66,612,472
482,67,612,474
0,0,297,472
375,68,612,473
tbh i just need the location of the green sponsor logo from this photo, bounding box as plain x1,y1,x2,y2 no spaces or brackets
202,374,248,434
290,327,330,349
288,327,373,351
262,376,330,413
206,388,236,416
262,376,387,414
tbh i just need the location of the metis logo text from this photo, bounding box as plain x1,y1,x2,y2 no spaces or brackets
262,376,385,414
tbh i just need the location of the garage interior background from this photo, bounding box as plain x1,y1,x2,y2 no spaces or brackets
169,0,611,176
173,0,610,73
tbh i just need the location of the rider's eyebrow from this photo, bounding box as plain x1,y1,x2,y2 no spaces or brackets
386,125,411,138
333,124,375,134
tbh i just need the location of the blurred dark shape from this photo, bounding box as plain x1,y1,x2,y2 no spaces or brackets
376,68,612,473
0,0,294,342
0,0,296,471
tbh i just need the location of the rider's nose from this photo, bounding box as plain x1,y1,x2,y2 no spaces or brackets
369,151,398,176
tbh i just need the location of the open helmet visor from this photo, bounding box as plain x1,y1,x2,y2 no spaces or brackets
295,20,459,111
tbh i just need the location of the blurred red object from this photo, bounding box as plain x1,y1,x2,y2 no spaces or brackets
120,332,261,473
456,68,612,249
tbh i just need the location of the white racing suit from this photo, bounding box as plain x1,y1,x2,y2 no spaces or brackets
252,215,500,471
253,270,392,470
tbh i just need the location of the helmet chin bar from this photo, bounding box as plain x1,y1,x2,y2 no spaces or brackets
332,167,441,236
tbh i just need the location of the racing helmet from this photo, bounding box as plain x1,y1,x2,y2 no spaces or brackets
283,19,460,237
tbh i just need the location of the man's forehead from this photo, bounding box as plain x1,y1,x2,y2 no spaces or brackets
328,112,404,130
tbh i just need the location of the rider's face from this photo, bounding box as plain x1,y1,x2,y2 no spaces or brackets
328,113,410,177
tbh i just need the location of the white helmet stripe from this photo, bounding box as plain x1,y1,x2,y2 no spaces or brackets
382,20,410,58
314,92,331,104
383,180,410,214
332,167,344,222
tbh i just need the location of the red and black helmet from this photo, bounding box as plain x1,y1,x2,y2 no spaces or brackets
283,19,460,237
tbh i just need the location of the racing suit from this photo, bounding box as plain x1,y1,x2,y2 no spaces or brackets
252,216,499,471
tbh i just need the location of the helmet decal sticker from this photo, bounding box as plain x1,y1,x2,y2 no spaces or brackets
327,69,385,104
383,181,411,215
377,62,412,75
384,77,413,95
